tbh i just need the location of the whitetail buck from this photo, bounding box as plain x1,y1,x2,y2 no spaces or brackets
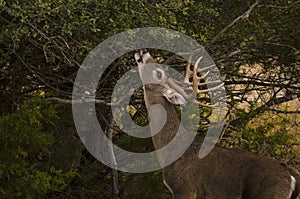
134,49,300,199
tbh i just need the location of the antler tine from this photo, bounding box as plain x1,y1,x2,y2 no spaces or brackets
197,80,224,87
197,64,216,74
184,54,215,84
183,48,204,84
192,56,224,94
192,56,205,93
183,51,194,85
193,82,225,94
177,49,225,107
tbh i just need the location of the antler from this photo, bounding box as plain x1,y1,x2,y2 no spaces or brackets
176,49,224,107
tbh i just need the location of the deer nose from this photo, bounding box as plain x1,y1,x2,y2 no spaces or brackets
141,49,147,54
134,52,143,64
138,49,147,57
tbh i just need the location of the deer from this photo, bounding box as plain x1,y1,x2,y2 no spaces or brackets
134,49,300,199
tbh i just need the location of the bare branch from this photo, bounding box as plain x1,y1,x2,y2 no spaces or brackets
264,42,298,51
268,108,300,114
47,97,116,105
230,93,300,127
106,116,119,196
209,0,260,45
225,79,300,90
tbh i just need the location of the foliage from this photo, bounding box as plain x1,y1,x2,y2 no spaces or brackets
0,97,75,198
224,109,300,164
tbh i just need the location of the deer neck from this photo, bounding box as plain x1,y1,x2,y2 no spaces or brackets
143,87,181,150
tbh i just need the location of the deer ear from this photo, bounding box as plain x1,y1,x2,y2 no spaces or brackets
163,89,186,105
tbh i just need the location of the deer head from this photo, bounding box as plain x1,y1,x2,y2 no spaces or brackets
134,49,223,107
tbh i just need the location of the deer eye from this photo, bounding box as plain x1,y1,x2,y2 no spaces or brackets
156,70,162,79
152,68,165,81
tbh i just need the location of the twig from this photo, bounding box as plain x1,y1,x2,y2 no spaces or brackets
47,94,128,106
47,97,108,104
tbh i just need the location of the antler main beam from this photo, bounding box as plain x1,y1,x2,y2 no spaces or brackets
180,50,224,106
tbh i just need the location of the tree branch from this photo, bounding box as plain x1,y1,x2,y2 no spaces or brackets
106,116,119,196
230,93,300,127
209,0,260,45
